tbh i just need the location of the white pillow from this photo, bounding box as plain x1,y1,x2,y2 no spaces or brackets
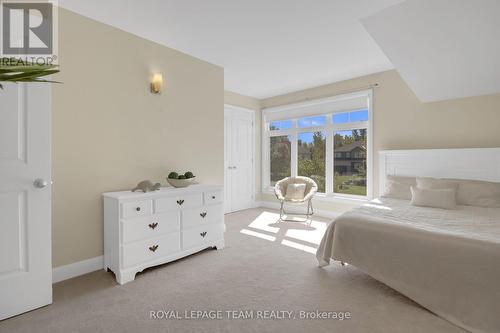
285,183,306,200
416,177,458,191
446,178,500,208
410,186,457,210
382,175,416,200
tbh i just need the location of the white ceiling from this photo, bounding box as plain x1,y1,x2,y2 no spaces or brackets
58,0,402,99
363,0,500,102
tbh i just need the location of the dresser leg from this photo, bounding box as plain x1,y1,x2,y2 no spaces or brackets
213,239,225,250
116,271,137,285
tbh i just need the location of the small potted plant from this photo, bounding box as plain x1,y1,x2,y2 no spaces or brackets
166,171,196,188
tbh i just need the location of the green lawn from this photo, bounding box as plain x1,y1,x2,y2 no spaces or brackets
334,175,366,196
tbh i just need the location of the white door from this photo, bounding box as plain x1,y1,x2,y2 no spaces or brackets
0,82,52,320
224,106,254,213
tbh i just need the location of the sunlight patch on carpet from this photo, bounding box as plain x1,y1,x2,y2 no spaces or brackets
239,211,331,254
240,228,276,241
281,239,317,254
247,211,280,233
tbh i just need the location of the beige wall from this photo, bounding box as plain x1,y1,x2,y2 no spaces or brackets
260,70,500,212
52,9,224,267
224,91,262,199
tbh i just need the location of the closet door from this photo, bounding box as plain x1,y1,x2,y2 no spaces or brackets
224,106,254,213
224,109,233,213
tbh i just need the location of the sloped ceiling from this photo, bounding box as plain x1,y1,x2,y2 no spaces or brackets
362,0,500,102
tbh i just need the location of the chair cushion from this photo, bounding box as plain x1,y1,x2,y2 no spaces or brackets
285,183,306,201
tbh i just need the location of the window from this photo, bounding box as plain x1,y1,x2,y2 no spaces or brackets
332,112,349,124
270,135,291,186
269,120,292,131
263,91,372,199
297,115,327,128
333,109,368,124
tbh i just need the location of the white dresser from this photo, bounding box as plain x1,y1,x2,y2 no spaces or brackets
103,185,225,284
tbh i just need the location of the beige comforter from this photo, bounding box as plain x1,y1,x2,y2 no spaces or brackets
316,198,500,333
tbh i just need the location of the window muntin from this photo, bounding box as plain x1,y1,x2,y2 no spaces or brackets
297,115,327,128
298,131,326,193
333,129,367,196
270,135,291,185
269,120,292,131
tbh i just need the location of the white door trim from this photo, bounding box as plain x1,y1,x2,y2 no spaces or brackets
224,104,256,212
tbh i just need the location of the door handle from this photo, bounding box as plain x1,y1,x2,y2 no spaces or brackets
33,178,49,188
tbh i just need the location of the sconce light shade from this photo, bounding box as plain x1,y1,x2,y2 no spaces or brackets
151,73,163,94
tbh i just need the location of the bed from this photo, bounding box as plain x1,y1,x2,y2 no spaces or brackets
316,148,500,333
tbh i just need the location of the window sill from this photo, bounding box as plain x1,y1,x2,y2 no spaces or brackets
262,188,370,204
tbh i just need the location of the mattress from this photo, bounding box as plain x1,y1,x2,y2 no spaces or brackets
316,198,500,333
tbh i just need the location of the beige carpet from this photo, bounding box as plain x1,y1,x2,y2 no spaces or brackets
0,208,465,333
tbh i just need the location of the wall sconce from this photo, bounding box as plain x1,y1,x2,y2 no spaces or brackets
150,73,163,94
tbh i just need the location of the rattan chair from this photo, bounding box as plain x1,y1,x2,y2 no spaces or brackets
274,176,318,221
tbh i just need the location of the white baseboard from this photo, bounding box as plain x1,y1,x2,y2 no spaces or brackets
251,200,261,208
255,201,341,219
52,256,104,284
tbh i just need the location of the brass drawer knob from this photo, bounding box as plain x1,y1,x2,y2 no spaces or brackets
149,245,158,252
148,222,158,230
176,199,184,205
200,212,207,218
200,232,207,238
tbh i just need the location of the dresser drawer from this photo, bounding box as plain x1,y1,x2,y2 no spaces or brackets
204,191,223,205
182,223,224,250
121,212,180,243
155,193,203,212
121,233,180,268
121,200,153,219
182,204,223,229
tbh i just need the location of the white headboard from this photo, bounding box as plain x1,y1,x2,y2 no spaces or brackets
379,148,500,195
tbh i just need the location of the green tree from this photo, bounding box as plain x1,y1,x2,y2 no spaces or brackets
352,129,367,141
270,136,291,183
298,132,325,192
